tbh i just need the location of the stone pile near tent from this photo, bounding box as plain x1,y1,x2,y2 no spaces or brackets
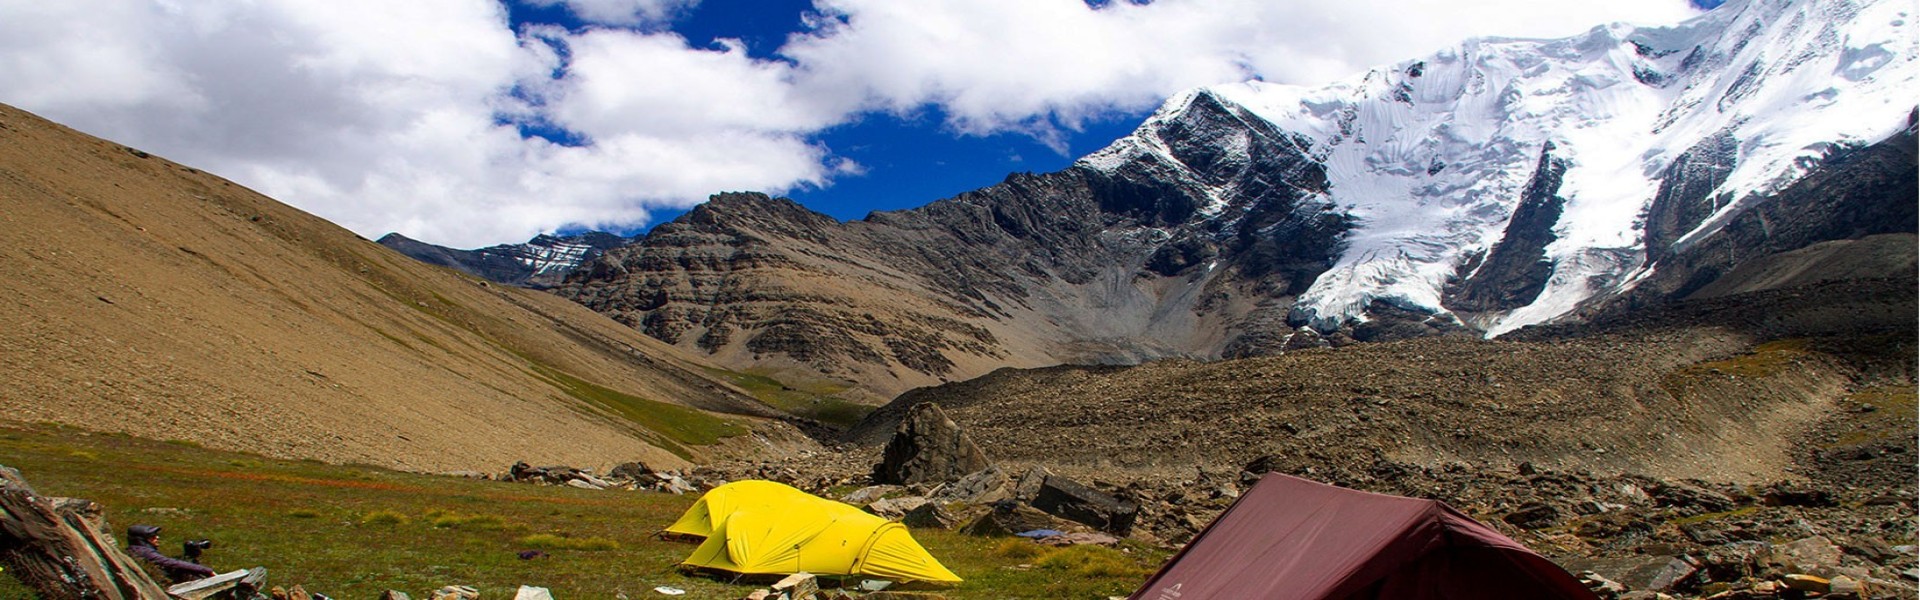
688,431,1916,600
832,403,1140,542
496,399,1912,600
499,461,697,494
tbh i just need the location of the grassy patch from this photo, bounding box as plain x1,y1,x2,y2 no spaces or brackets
989,538,1045,560
1667,506,1761,527
1692,339,1811,377
701,368,873,429
527,362,746,452
0,424,1168,600
1831,383,1917,446
519,534,620,551
1663,338,1814,396
922,534,1165,598
428,512,512,531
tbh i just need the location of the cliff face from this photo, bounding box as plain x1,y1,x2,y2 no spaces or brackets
551,95,1352,401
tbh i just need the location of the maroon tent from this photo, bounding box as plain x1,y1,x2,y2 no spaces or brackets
1130,473,1597,600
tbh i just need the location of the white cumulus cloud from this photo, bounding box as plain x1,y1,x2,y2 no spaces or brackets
523,0,701,26
784,0,1702,135
0,0,1701,247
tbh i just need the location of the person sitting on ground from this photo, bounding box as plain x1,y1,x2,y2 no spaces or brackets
126,524,216,583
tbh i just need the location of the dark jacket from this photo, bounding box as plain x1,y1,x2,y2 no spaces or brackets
128,541,215,583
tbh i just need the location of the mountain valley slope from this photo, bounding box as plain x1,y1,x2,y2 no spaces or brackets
0,102,814,474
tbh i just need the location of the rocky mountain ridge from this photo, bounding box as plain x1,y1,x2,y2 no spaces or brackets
379,230,627,289
548,0,1916,402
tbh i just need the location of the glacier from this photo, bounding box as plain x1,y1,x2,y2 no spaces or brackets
1080,0,1917,336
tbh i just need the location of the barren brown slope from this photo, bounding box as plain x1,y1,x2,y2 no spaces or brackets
0,103,814,474
851,276,1917,484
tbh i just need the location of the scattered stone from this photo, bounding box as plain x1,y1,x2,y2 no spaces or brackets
842,485,901,505
1698,541,1768,583
1649,483,1736,515
1647,556,1702,592
772,571,819,600
1779,574,1829,594
513,586,553,600
744,590,770,600
658,474,697,495
1838,536,1898,563
1503,502,1563,529
1035,532,1121,547
961,501,1060,537
1575,512,1654,539
506,461,625,491
1240,455,1284,478
1773,536,1844,574
1282,326,1328,351
1760,485,1836,508
577,473,615,488
1682,523,1731,546
1619,592,1675,600
609,461,657,481
1827,574,1866,597
1030,475,1137,534
867,496,930,519
934,466,1013,505
874,403,991,485
1579,571,1627,599
1572,500,1612,515
902,502,960,529
1012,466,1053,503
430,586,479,600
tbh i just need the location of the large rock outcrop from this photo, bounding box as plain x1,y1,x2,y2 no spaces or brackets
874,403,991,485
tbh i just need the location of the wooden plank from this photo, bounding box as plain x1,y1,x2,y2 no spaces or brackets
0,464,172,600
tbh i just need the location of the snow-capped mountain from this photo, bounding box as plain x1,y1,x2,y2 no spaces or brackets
379,231,628,288
1084,0,1916,335
537,0,1914,403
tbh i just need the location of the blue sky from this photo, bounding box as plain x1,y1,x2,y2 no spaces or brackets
0,0,1709,248
508,0,1148,229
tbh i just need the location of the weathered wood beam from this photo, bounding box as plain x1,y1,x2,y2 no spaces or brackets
0,464,171,600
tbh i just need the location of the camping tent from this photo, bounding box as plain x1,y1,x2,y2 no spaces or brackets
666,480,961,584
1129,473,1597,600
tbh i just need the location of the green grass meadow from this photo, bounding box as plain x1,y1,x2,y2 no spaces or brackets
0,425,1164,599
700,368,874,429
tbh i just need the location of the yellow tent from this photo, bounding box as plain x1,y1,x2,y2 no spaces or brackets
667,480,962,584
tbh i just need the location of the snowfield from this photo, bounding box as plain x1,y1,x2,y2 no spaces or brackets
1081,0,1917,335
